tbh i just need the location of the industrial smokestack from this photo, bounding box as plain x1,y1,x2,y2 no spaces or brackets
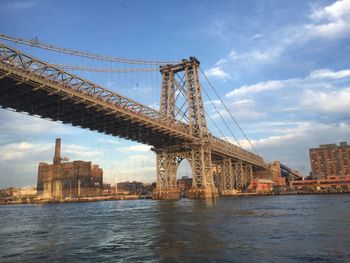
53,138,61,164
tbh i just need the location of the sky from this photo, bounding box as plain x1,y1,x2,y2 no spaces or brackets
0,0,350,187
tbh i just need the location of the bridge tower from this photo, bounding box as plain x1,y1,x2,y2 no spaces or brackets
153,57,218,199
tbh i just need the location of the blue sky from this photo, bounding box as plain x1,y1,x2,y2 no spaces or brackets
1,0,350,187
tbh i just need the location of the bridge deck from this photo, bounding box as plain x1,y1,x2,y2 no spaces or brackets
0,43,266,169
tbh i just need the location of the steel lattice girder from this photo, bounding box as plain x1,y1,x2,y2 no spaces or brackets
0,43,268,173
222,158,234,190
157,59,215,193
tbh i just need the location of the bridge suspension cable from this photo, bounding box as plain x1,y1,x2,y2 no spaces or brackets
201,84,241,147
205,109,229,142
0,33,177,65
52,64,159,73
200,67,258,154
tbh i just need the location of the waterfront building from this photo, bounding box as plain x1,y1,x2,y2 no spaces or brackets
288,141,350,193
0,187,36,199
116,181,145,194
0,186,37,204
37,138,103,199
289,176,350,192
102,183,112,195
114,181,155,196
247,179,275,193
309,141,350,179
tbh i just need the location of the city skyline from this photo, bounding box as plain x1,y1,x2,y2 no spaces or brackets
1,0,350,187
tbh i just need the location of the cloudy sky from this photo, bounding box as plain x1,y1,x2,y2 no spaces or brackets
1,0,350,187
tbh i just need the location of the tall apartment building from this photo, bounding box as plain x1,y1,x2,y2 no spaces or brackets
309,141,350,179
37,138,103,199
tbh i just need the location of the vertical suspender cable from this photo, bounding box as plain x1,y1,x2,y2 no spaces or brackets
200,67,258,154
201,86,241,147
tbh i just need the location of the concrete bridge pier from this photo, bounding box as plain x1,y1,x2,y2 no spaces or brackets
152,188,181,200
188,186,218,199
152,186,218,200
153,187,218,200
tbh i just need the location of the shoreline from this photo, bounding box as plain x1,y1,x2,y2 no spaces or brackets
0,194,151,205
1,191,349,205
236,191,350,197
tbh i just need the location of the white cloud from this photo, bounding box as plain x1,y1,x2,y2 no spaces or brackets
129,154,154,164
229,48,280,63
63,144,103,159
206,71,344,126
0,142,103,162
232,108,265,119
238,122,350,174
225,68,350,117
311,0,350,21
1,1,36,13
307,0,350,38
239,121,311,139
97,138,120,145
102,152,156,184
215,59,227,66
207,98,264,124
0,109,75,141
208,0,350,73
305,20,349,38
204,66,231,80
210,66,350,165
300,87,350,113
231,99,255,105
308,68,350,79
226,80,285,97
253,34,264,40
116,145,152,152
274,121,350,152
0,142,51,161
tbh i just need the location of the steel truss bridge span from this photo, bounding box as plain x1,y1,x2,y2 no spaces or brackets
0,43,267,199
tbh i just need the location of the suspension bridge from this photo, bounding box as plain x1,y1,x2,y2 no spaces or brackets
0,34,289,199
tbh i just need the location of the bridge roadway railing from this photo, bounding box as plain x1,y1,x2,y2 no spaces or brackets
0,43,192,139
210,135,267,169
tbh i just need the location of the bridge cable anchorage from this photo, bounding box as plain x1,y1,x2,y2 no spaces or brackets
199,67,259,155
51,64,159,73
0,33,178,65
201,83,241,147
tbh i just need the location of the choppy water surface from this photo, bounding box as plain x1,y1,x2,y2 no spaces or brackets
1,195,350,262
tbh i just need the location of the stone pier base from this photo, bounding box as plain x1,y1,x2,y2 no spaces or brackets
153,187,219,200
188,187,218,199
220,189,239,196
152,189,181,200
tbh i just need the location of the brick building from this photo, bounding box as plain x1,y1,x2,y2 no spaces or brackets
309,141,350,179
116,181,154,195
177,176,193,197
37,138,103,199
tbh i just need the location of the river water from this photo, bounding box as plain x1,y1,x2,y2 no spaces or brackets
0,195,349,262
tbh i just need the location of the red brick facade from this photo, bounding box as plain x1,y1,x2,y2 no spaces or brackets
309,142,350,179
37,139,103,199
